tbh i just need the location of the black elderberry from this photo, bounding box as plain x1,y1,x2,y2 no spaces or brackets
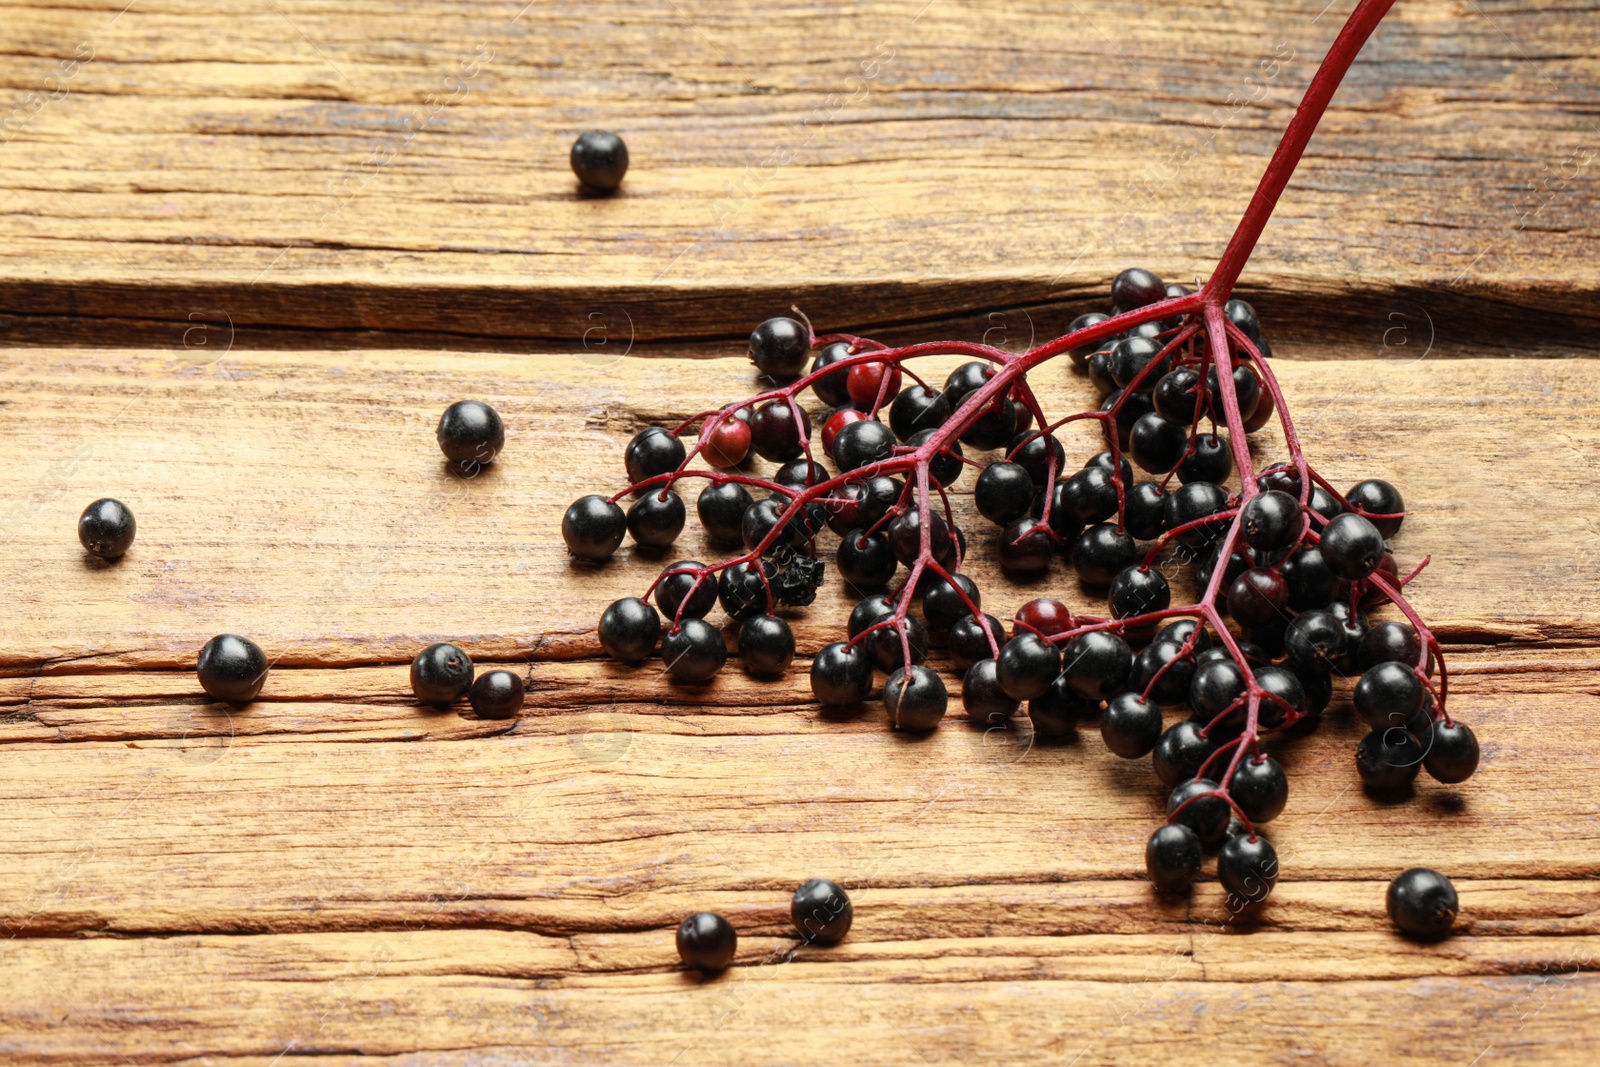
959,394,1018,451
562,494,626,561
1217,832,1277,903
1226,568,1289,630
950,613,1005,671
848,593,895,639
599,597,661,663
410,642,474,706
1194,547,1250,596
570,130,629,192
1059,465,1119,526
791,879,853,944
889,386,950,441
836,529,897,590
1088,449,1135,484
1156,618,1211,651
1424,720,1479,784
774,459,829,491
999,517,1054,576
624,427,684,487
749,317,810,379
749,399,812,462
885,666,947,731
905,429,962,489
922,573,980,639
627,489,686,547
975,462,1034,525
1294,665,1333,716
1254,665,1306,728
738,615,795,677
1281,546,1338,610
740,497,804,554
1112,267,1166,312
1153,720,1216,787
1205,364,1261,421
1073,523,1137,587
1108,566,1171,619
1309,485,1347,521
662,619,727,683
717,560,773,620
1061,630,1133,700
1224,298,1261,342
437,400,505,472
1153,366,1202,424
1230,755,1288,824
1387,868,1458,939
1320,513,1386,580
1360,621,1423,670
1284,609,1347,673
997,633,1062,702
469,669,524,719
1124,482,1168,541
1353,662,1425,730
865,615,929,674
1163,481,1232,549
1030,673,1094,738
1006,432,1064,489
1067,312,1112,363
77,498,136,559
1146,823,1203,891
832,418,896,472
1176,432,1232,485
1131,640,1195,706
1129,411,1188,474
886,509,953,567
1102,389,1155,451
677,911,738,971
1167,779,1230,845
1346,478,1405,538
1087,348,1118,395
773,554,824,607
1110,336,1166,391
196,634,268,704
810,641,874,705
808,341,854,406
697,482,754,545
1189,657,1246,722
656,562,717,620
1240,491,1301,552
1356,728,1424,792
963,658,1020,725
1327,600,1369,664
1101,691,1163,758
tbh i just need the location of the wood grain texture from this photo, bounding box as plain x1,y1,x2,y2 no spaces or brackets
0,0,1597,349
1,346,1599,1062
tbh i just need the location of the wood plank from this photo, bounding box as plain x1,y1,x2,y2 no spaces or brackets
0,0,1596,346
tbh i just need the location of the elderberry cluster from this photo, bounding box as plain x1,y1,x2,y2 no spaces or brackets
560,266,1477,906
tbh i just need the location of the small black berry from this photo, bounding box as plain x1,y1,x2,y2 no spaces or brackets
1229,755,1288,824
997,633,1061,702
810,641,874,705
410,642,474,705
625,426,686,485
1111,267,1166,312
197,634,268,704
697,482,754,544
1176,432,1232,485
661,619,727,683
1240,491,1301,552
1346,478,1405,538
1029,673,1094,738
78,498,136,559
656,561,717,621
962,658,1020,726
749,318,810,379
1072,522,1137,587
1167,778,1229,845
1153,720,1216,787
1423,720,1480,784
469,669,524,719
949,613,1005,671
1387,868,1458,939
627,489,686,547
1356,728,1424,792
1217,832,1278,903
1360,621,1423,671
599,597,661,663
1101,692,1163,758
1145,823,1202,891
884,665,947,731
570,130,629,192
737,614,794,677
889,386,950,441
562,494,627,561
677,911,737,971
1061,630,1132,700
1320,513,1386,580
437,400,504,472
1108,565,1171,619
791,879,853,944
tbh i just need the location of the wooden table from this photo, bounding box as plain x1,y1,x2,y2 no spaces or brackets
2,2,1597,1063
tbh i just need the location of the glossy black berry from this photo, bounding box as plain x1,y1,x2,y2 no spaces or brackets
469,669,524,719
1108,336,1164,393
1254,666,1306,729
1112,267,1166,312
738,615,794,677
885,665,947,731
1284,609,1347,673
437,400,505,472
1131,640,1195,706
697,482,753,544
791,879,853,944
950,613,1005,671
1387,868,1458,939
810,641,874,705
1360,622,1423,670
739,497,803,554
963,658,1020,725
1029,673,1092,738
1058,465,1118,528
1205,364,1261,421
1320,513,1386,582
1153,720,1216,787
1129,412,1187,474
1217,832,1277,903
1356,728,1424,792
1087,348,1118,395
1226,568,1289,630
959,394,1018,451
1153,367,1201,423
809,342,854,406
562,495,626,560
570,130,628,192
886,509,953,567
997,633,1061,702
196,634,268,703
848,593,895,639
836,529,896,591
1108,566,1170,619
1121,482,1166,541
77,498,136,559
866,616,929,674
999,517,1053,576
905,429,962,489
1163,481,1232,549
1008,432,1066,488
1176,433,1232,485
1223,298,1261,341
1101,691,1162,758
749,317,809,379
599,597,661,663
974,462,1033,525
1189,657,1246,721
1309,485,1347,521
833,418,896,472
410,642,474,706
1067,312,1112,362
677,911,737,971
1073,523,1137,587
1167,779,1229,845
1146,823,1202,891
661,619,727,683
1281,547,1338,610
749,399,811,462
889,386,950,441
1354,662,1425,729
1061,630,1133,700
656,562,717,620
1230,755,1288,824
1346,478,1405,538
922,573,980,639
775,458,830,491
1424,720,1479,784
713,560,769,620
1240,491,1300,552
627,489,686,547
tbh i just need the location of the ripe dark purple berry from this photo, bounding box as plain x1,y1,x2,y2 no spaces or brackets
1108,565,1171,619
625,426,686,485
1229,755,1288,823
656,561,717,621
563,494,627,560
950,613,1005,671
749,399,812,461
749,317,810,379
78,498,136,559
1072,523,1137,587
410,642,474,706
1353,662,1425,729
738,614,795,677
999,517,1054,575
1101,692,1163,758
1112,267,1166,312
1387,868,1458,939
997,633,1061,702
470,669,524,719
677,911,737,971
197,634,268,704
1167,778,1229,845
570,130,629,192
599,597,661,663
962,658,1020,725
885,665,947,731
627,489,686,547
1240,490,1301,552
1356,728,1424,792
1423,720,1480,784
662,619,728,683
1029,673,1093,738
791,879,853,944
810,641,873,705
889,386,951,441
1217,832,1278,903
1153,720,1216,787
1129,411,1187,473
832,418,896,472
1146,823,1202,891
1320,513,1386,580
437,400,505,472
1346,478,1405,538
809,342,854,406
1061,630,1132,700
1360,621,1423,670
697,482,754,545
1176,433,1232,485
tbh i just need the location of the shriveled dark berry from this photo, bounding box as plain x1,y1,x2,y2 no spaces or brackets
1146,823,1202,891
749,317,809,379
791,879,853,944
437,400,505,472
1387,868,1458,939
1101,691,1163,758
1217,832,1278,903
661,619,727,683
677,911,737,971
78,498,136,559
1424,720,1480,784
469,669,524,719
962,658,1020,726
599,597,661,663
884,666,947,731
197,634,268,704
410,642,474,706
738,615,795,677
810,641,873,705
1167,778,1229,845
570,130,629,192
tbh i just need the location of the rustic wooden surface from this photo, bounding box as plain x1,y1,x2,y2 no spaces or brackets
0,0,1597,350
2,348,1599,1065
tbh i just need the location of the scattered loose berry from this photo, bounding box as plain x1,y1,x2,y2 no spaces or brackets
677,911,737,971
1387,868,1459,938
78,498,136,559
570,130,629,192
791,879,853,944
469,669,524,719
410,642,474,705
436,400,504,472
197,634,268,704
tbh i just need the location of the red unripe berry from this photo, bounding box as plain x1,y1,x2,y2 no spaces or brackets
822,407,869,454
1014,598,1073,640
701,414,751,468
847,362,903,411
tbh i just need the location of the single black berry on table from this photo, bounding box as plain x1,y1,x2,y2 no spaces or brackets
599,597,662,663
1101,692,1163,758
410,642,474,706
470,669,524,719
962,658,1020,726
78,498,136,559
677,911,738,971
885,666,947,731
791,879,853,944
1217,832,1278,903
1387,868,1458,939
197,634,268,704
737,614,795,677
1146,823,1203,891
563,494,627,561
749,317,810,379
437,400,505,472
570,130,629,192
662,619,728,683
